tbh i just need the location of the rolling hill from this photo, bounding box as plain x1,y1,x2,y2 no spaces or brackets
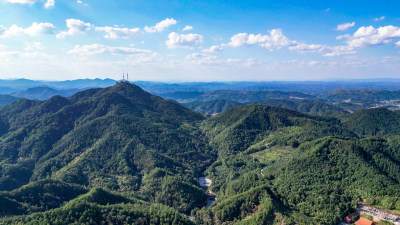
0,94,19,106
183,99,348,116
10,86,82,100
321,89,400,102
160,90,316,103
1,83,400,225
0,81,213,215
182,99,242,114
340,107,400,136
196,105,400,224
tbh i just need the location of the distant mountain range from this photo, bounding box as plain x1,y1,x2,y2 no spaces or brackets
1,78,400,95
10,86,82,100
1,79,400,116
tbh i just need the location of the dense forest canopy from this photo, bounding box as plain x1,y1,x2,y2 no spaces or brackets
0,82,399,225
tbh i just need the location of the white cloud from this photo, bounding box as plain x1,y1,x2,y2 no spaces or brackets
5,0,36,4
76,0,88,5
25,42,44,51
228,29,296,50
291,25,400,56
165,32,203,49
288,43,327,53
343,25,400,48
0,22,56,38
374,16,386,21
57,19,93,38
95,26,140,39
5,0,54,8
68,44,152,55
335,22,355,31
185,53,216,60
226,28,360,57
182,25,193,31
144,18,177,33
395,41,400,47
202,45,224,53
0,51,53,61
44,0,54,8
289,43,356,56
323,46,357,57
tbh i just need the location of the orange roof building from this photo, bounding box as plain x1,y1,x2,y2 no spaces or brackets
355,217,375,225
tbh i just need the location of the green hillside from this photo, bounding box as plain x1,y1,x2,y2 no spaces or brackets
160,90,315,103
0,179,87,216
257,99,348,116
182,99,242,114
3,187,193,225
321,89,400,102
10,86,81,100
182,99,347,116
197,106,400,224
340,108,400,136
0,82,212,215
1,83,400,225
0,95,19,107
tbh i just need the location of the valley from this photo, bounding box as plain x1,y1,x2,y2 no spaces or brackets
0,81,399,224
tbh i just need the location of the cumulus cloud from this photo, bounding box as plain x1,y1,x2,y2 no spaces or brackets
343,25,400,48
202,45,224,53
288,43,356,56
68,44,152,55
335,22,355,31
5,0,54,8
144,18,177,33
323,46,357,57
44,0,54,8
165,32,203,49
288,43,327,54
5,0,36,4
291,25,400,56
374,16,386,21
182,25,193,31
95,26,140,39
395,41,400,47
228,29,296,50
57,19,93,38
0,22,56,38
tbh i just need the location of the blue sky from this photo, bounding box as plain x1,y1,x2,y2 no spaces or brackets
0,0,400,81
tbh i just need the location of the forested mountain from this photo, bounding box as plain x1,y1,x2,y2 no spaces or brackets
322,89,400,102
182,99,348,116
1,83,400,225
10,86,82,100
159,90,315,103
182,99,242,114
0,82,213,221
0,78,116,90
340,108,400,136
0,95,19,106
196,105,400,224
255,99,348,116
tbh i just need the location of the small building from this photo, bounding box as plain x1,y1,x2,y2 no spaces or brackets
355,217,375,225
343,213,358,223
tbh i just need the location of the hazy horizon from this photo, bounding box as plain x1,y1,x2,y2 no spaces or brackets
3,77,400,83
